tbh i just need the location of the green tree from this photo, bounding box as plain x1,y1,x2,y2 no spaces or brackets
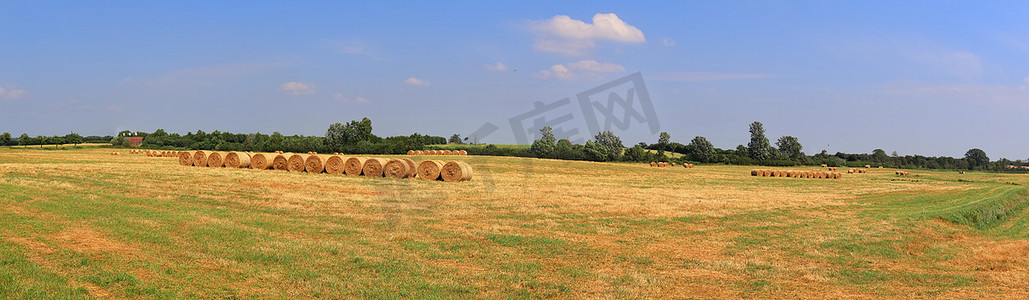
622,145,648,162
871,149,888,163
37,135,49,148
592,131,624,161
529,126,556,158
448,134,463,144
964,148,989,170
688,136,715,163
0,132,10,147
117,130,132,138
325,122,347,152
52,136,65,148
656,131,670,156
64,132,83,146
747,121,771,161
776,136,803,160
110,136,125,146
18,133,31,147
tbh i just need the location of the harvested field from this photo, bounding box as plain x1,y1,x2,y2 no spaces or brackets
1,147,1028,298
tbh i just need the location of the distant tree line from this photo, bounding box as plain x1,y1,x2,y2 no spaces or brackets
102,117,447,155
5,119,1025,171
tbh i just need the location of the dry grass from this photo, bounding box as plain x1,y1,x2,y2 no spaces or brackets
0,147,1027,298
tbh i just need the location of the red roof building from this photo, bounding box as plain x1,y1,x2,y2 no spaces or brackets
126,137,143,147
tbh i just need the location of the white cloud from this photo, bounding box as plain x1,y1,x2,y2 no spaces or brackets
334,93,370,103
280,81,316,95
404,77,430,86
0,85,27,99
568,60,625,73
881,81,1029,106
653,71,779,82
529,13,646,56
662,38,676,47
535,60,625,81
335,40,381,60
485,62,509,72
534,64,575,80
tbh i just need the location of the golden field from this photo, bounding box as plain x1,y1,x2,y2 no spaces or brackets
1,147,1027,298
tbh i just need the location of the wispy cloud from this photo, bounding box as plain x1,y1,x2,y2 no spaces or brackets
881,80,1029,106
334,40,381,60
333,93,369,103
121,62,287,90
529,13,646,56
484,62,508,72
652,71,778,82
0,85,28,99
535,60,625,80
280,81,316,95
661,38,676,47
404,77,430,86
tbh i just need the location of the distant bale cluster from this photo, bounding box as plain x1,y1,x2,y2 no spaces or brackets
895,171,911,176
649,162,694,168
171,150,472,182
826,167,838,171
135,149,188,158
408,150,468,156
751,169,842,179
847,168,868,174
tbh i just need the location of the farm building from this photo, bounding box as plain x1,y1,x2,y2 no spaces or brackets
126,136,143,146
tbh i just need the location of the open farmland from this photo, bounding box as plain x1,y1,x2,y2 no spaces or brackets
1,147,1028,298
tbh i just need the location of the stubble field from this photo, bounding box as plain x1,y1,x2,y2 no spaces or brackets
1,147,1027,298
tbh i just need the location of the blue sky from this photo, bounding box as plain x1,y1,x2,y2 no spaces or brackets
2,1,1028,159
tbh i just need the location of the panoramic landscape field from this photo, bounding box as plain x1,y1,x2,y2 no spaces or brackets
2,146,1027,298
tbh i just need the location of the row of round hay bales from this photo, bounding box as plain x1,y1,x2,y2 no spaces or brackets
181,150,473,182
649,162,696,168
143,150,189,158
895,171,911,176
408,150,468,156
683,163,695,168
847,168,869,174
827,167,838,171
110,152,121,155
750,169,842,179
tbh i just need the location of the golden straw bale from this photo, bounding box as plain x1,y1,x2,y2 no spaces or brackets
362,158,389,177
305,154,334,173
178,151,193,166
441,161,473,182
223,152,250,168
193,150,210,167
418,160,446,181
344,157,368,176
325,155,347,175
286,153,310,172
206,152,225,168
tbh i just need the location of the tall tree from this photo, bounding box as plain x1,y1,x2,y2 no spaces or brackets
657,131,670,156
747,121,771,161
688,136,715,163
325,122,347,152
0,132,10,147
964,148,990,170
18,133,30,147
871,149,888,163
530,126,556,158
776,136,803,160
593,131,624,161
448,134,463,144
64,132,83,146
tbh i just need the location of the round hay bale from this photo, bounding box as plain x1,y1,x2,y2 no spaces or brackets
325,155,347,175
865,165,871,168
786,170,794,177
178,151,193,166
459,150,468,155
407,150,415,155
249,153,272,170
344,157,368,176
441,161,473,182
442,150,452,155
193,150,210,167
417,160,446,181
383,159,411,179
362,158,389,177
305,154,334,174
401,158,418,178
771,170,780,177
751,170,759,176
287,154,310,172
207,152,225,168
224,152,251,168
